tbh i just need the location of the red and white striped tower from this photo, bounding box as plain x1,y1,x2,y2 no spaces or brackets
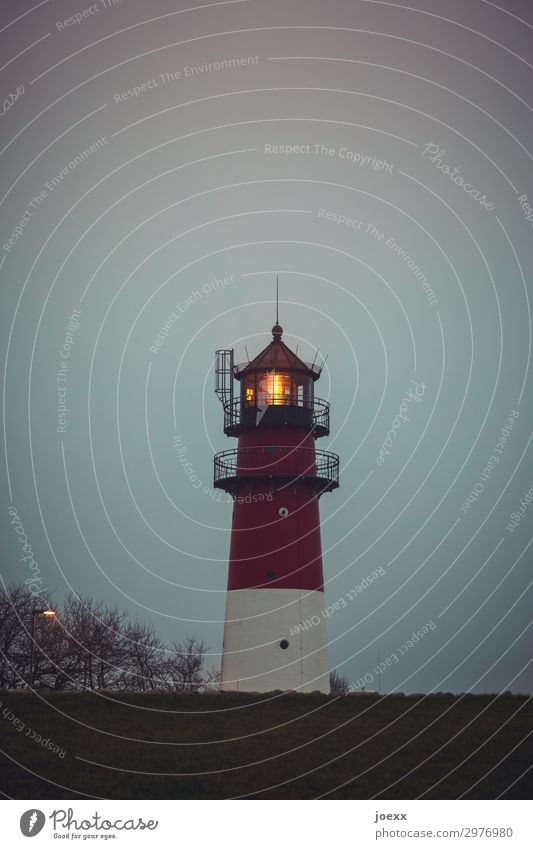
214,315,339,692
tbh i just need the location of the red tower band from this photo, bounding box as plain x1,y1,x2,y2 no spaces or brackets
214,321,339,692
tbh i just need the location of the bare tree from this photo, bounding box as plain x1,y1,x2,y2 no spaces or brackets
330,669,350,694
60,594,128,690
118,620,165,691
160,637,210,693
0,584,218,693
0,585,34,688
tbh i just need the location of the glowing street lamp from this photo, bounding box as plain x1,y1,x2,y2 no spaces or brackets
29,607,56,689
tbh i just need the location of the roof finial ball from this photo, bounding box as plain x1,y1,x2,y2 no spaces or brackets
272,322,283,339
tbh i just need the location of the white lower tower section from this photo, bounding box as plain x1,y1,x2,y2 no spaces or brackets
220,588,330,693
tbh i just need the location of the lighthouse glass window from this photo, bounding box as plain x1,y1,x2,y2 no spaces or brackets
258,372,292,405
242,373,313,407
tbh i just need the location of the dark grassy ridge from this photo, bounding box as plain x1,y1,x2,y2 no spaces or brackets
0,691,531,799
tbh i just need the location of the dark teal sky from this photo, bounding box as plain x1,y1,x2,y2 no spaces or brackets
1,0,532,694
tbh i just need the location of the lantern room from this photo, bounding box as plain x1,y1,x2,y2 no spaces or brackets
215,323,330,437
240,324,317,411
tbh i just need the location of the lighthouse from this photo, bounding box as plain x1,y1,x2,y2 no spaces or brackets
213,311,339,693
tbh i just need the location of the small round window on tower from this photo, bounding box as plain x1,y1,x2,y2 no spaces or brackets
278,507,289,517
279,639,289,650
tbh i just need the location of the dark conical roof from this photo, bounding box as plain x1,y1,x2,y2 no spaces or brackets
235,325,321,380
